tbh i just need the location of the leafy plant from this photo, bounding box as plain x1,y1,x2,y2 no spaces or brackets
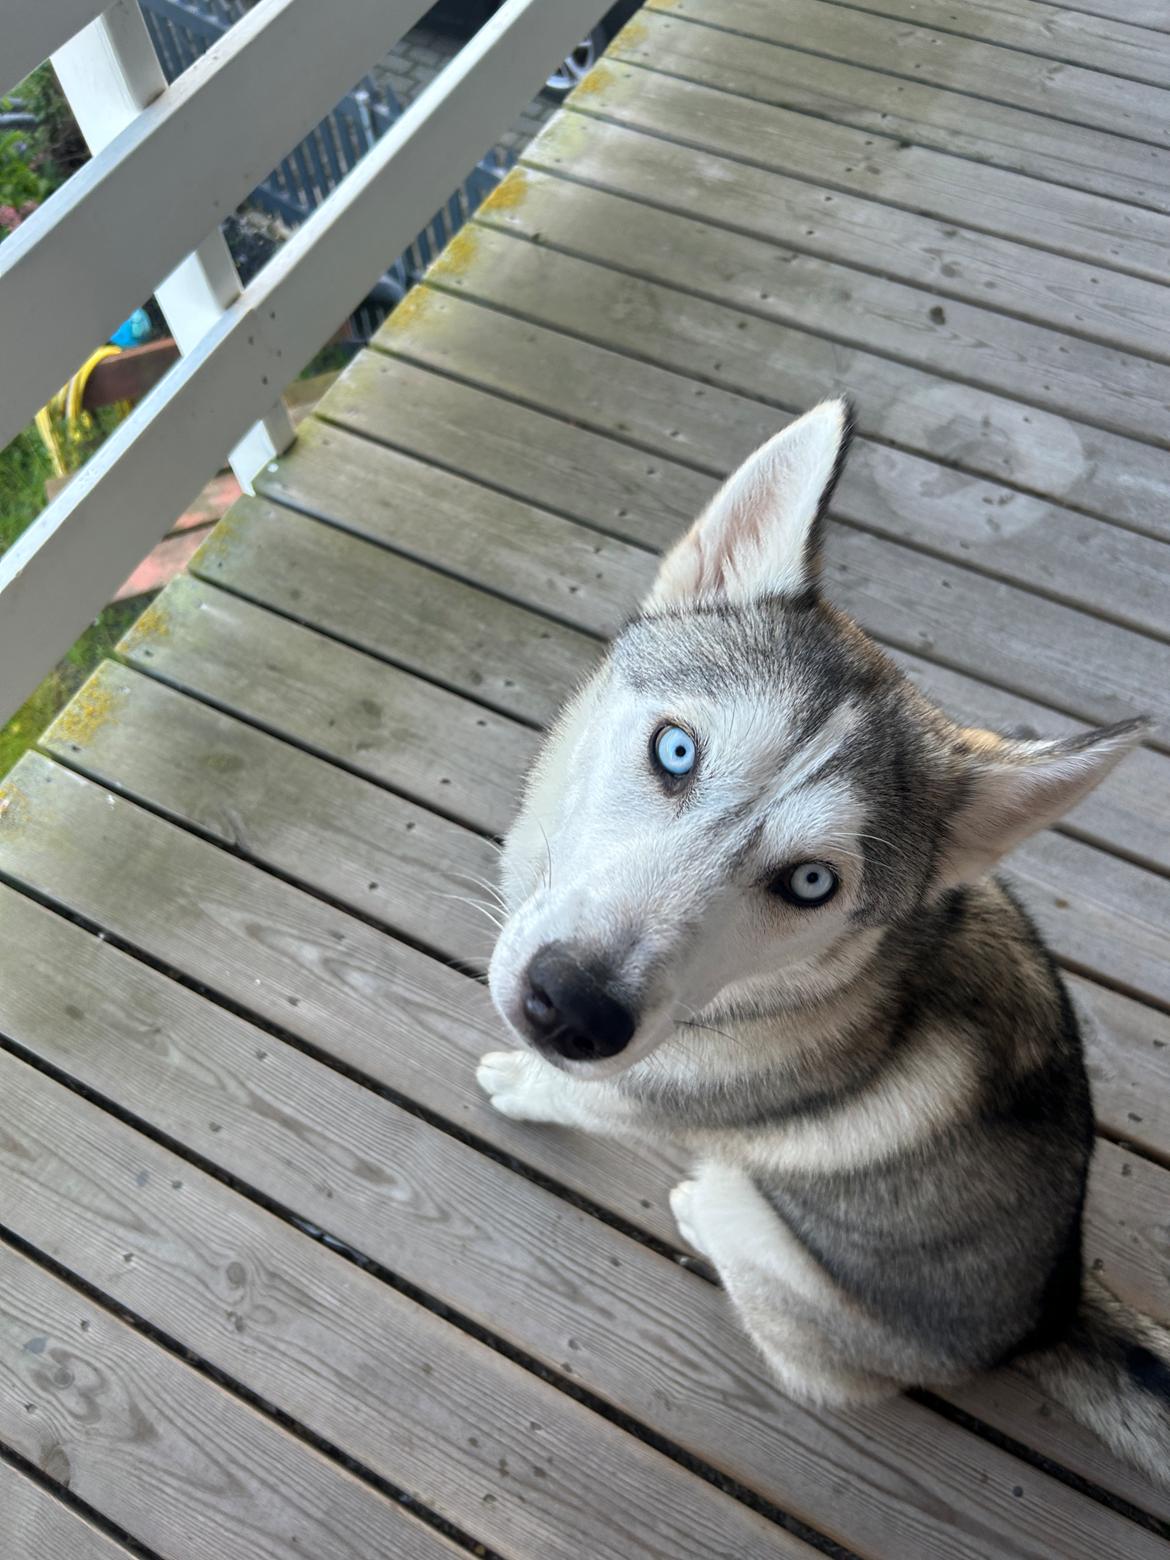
0,128,49,235
0,424,54,552
0,128,48,200
11,63,87,185
1,63,85,237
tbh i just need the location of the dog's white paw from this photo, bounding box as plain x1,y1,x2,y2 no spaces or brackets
670,1179,708,1256
477,1049,559,1123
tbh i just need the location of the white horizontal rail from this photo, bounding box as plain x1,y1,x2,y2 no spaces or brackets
1,0,109,95
0,0,606,722
0,0,431,456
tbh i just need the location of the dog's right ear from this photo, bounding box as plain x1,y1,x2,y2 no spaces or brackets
644,397,853,611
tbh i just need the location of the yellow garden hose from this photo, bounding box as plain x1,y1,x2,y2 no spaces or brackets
35,344,123,476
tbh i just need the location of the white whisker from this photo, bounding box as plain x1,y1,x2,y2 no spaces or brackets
819,843,867,864
538,820,554,891
850,830,912,859
451,870,507,907
433,891,506,930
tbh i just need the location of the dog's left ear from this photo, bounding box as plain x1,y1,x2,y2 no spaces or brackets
936,720,1147,885
645,397,853,610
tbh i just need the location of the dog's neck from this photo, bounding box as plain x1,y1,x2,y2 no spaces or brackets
619,921,905,1127
710,920,887,1023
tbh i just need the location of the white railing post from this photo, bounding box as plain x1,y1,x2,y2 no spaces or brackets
51,0,294,490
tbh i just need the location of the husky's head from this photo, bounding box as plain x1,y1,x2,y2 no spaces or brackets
489,399,1142,1078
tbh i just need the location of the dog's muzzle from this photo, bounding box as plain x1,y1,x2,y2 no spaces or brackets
520,941,636,1063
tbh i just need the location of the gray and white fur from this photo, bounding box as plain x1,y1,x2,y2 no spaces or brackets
479,398,1169,1482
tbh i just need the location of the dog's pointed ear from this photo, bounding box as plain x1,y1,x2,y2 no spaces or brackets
645,397,853,610
936,719,1147,886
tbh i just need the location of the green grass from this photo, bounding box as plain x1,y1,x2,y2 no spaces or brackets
0,405,127,554
0,397,138,779
0,423,54,552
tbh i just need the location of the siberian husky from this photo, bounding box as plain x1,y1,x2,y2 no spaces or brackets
479,398,1170,1481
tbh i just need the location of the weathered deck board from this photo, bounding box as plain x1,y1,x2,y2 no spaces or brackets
0,1233,457,1560
191,499,602,728
568,58,1170,281
0,1461,135,1560
1052,0,1170,32
340,339,1170,617
0,1044,803,1560
45,662,499,960
418,227,1169,531
613,10,1170,209
117,573,528,838
314,356,706,549
0,752,693,1254
0,862,1163,1556
304,350,1170,646
40,661,1170,1166
374,285,1167,575
313,351,717,552
256,423,650,638
525,110,1170,363
484,157,1170,441
741,0,1170,89
3,1,1170,1551
644,0,1170,142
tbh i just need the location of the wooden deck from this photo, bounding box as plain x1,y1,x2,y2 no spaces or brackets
2,1,1170,1554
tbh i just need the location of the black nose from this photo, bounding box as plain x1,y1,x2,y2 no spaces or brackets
521,943,636,1063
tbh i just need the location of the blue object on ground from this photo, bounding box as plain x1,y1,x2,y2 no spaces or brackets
109,308,152,347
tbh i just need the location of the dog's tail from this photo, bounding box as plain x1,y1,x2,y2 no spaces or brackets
1016,1281,1170,1485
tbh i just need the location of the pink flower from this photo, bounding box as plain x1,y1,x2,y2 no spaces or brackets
0,199,39,233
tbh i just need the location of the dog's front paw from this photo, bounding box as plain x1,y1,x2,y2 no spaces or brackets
669,1179,708,1256
477,1049,561,1123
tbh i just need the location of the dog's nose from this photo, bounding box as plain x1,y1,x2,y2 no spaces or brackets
522,943,636,1062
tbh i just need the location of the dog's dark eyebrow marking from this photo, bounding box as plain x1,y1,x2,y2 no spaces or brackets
723,817,767,873
775,753,847,801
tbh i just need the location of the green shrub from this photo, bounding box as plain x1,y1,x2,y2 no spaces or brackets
0,127,48,209
0,424,53,552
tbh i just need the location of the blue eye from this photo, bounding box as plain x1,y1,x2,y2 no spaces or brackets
654,724,696,778
771,861,839,907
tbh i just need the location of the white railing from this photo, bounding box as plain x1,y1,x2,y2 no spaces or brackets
0,0,604,723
